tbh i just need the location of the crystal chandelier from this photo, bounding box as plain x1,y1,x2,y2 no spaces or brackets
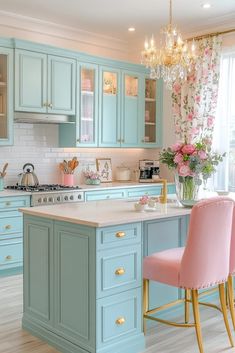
141,0,197,89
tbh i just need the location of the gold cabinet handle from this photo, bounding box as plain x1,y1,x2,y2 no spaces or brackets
5,224,11,230
116,231,125,238
5,255,12,261
48,103,53,108
5,201,11,206
115,267,125,276
76,138,80,143
116,317,125,325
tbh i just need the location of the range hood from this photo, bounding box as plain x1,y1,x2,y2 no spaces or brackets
14,112,74,124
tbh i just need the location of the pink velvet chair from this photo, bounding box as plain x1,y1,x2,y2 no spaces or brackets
228,206,235,330
143,197,234,353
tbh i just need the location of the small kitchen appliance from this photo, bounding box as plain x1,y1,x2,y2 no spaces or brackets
139,160,160,182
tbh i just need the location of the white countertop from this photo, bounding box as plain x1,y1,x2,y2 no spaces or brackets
20,199,191,227
79,181,174,191
0,189,32,197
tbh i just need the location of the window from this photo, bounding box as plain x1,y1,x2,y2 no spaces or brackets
213,49,235,191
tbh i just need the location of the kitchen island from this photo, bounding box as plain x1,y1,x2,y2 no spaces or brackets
21,200,191,353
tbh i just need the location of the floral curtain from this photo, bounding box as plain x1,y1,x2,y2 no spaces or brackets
172,35,222,144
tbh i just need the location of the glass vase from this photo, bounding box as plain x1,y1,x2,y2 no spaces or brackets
85,178,101,185
174,173,201,208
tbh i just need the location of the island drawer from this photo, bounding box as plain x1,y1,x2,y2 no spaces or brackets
0,216,23,235
97,288,142,348
0,240,23,267
0,196,30,211
97,244,142,298
96,222,141,250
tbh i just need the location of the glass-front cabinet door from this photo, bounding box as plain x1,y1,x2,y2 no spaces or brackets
99,67,121,147
78,63,98,146
0,48,13,146
122,72,141,147
141,77,163,148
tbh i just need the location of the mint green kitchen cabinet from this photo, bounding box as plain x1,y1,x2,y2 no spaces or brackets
15,49,76,115
0,47,14,146
59,62,99,147
0,195,30,276
99,66,121,147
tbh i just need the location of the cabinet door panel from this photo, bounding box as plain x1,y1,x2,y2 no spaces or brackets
99,68,120,147
48,55,76,114
15,50,47,112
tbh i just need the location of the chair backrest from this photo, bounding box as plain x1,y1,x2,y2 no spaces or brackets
230,207,235,275
180,197,234,290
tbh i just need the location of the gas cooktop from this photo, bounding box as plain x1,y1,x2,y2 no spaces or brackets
6,184,82,192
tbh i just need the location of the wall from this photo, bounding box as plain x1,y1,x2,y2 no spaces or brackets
0,123,159,186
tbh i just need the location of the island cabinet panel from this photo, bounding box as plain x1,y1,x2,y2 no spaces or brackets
54,222,96,350
143,216,189,311
23,216,53,326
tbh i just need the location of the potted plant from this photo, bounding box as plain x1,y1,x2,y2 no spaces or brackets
159,139,225,207
84,170,101,185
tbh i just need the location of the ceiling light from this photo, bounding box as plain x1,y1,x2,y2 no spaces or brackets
128,27,135,32
202,3,211,9
141,0,197,89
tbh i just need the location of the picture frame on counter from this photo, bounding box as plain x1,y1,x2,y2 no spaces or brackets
96,158,112,182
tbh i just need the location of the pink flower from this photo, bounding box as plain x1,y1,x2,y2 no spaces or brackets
195,95,201,104
181,144,195,155
173,83,181,94
171,142,182,152
207,116,214,128
186,112,194,121
178,164,191,177
174,153,183,164
139,195,149,205
198,150,207,160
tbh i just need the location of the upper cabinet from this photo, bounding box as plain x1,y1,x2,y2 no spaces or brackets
15,49,76,115
0,47,13,146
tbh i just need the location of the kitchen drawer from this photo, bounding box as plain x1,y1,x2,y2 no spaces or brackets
85,189,126,201
0,196,30,211
126,186,161,198
0,240,23,267
97,244,141,298
97,288,142,348
96,222,141,250
0,216,22,235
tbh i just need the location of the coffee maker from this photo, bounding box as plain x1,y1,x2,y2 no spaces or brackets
139,160,160,182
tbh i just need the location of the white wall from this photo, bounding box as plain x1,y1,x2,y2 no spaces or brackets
0,124,160,186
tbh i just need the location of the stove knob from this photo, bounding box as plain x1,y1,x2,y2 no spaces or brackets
70,195,74,200
48,197,53,202
43,197,47,203
57,196,61,202
64,196,68,201
77,194,81,200
38,198,42,203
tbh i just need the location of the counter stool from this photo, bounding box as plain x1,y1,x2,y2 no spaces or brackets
143,197,234,353
228,207,235,330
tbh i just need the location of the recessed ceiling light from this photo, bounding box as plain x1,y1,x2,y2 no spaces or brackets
202,3,211,9
128,27,135,32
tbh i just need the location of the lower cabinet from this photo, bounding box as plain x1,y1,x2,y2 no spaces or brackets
0,195,30,275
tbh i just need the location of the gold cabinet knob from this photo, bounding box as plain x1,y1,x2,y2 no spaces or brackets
48,103,53,108
106,195,110,199
115,267,125,276
116,317,125,325
5,255,12,261
115,231,125,238
5,201,11,206
76,138,80,143
5,224,11,230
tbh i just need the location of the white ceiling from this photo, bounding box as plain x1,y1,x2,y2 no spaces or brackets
1,0,235,44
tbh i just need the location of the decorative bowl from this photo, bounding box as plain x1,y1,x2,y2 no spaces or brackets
134,203,146,212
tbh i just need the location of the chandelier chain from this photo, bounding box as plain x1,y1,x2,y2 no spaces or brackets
169,0,172,28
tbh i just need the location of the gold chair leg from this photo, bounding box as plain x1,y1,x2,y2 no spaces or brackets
191,289,204,353
227,276,235,331
185,289,190,323
218,283,234,347
143,279,149,335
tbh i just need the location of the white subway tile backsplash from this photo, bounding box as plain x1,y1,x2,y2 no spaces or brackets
0,123,160,185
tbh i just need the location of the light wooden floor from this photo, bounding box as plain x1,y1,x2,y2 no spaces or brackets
1,275,235,353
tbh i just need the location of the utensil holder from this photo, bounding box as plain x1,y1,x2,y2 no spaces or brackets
0,177,4,191
63,174,74,186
